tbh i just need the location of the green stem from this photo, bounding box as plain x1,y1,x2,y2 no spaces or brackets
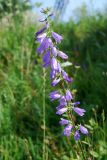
43,68,46,160
78,140,86,160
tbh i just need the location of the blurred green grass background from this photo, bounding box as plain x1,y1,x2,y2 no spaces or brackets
0,1,107,160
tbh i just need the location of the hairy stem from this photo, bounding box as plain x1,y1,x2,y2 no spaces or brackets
43,68,46,160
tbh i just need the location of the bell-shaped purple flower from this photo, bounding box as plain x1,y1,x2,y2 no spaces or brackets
42,50,51,67
50,69,56,79
51,57,58,71
57,51,68,59
59,118,69,125
36,33,47,43
74,130,80,141
59,96,67,106
51,78,61,86
65,90,73,101
56,107,68,115
51,46,57,57
57,63,61,73
73,101,80,106
73,107,86,116
80,125,88,135
49,91,61,101
63,125,73,136
56,105,64,110
37,38,52,54
62,70,73,83
39,18,46,22
52,31,63,43
36,23,49,36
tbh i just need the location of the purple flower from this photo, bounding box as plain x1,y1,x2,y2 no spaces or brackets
74,130,80,141
56,105,64,110
51,78,61,86
50,69,56,79
57,51,68,59
80,125,88,135
39,18,46,22
63,125,73,136
56,108,68,115
37,38,52,54
73,107,86,116
49,91,61,101
51,46,57,57
51,57,58,71
57,63,61,73
59,96,67,106
52,31,63,43
50,63,61,79
42,50,51,67
73,101,80,106
36,23,49,36
62,70,73,83
65,90,73,101
36,33,47,43
59,118,69,125
36,12,88,140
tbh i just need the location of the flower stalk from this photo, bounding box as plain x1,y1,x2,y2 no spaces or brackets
35,8,88,141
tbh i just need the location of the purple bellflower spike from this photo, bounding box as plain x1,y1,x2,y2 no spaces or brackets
51,78,61,86
49,91,61,101
42,50,51,67
74,130,80,141
80,125,88,135
56,107,68,115
59,118,69,125
52,31,63,43
37,38,52,54
57,51,68,59
73,107,86,116
65,90,73,101
51,57,58,70
62,70,73,83
36,10,89,140
36,23,49,36
63,125,73,136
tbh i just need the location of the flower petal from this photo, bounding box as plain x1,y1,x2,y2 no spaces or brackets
58,51,68,59
51,78,61,86
63,125,73,136
73,107,86,116
36,23,49,36
80,125,88,135
65,90,73,101
51,57,58,70
56,108,67,115
52,31,63,43
74,130,80,141
59,118,69,125
49,91,61,101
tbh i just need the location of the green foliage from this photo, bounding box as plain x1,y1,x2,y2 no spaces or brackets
0,0,32,18
55,12,107,115
0,3,107,160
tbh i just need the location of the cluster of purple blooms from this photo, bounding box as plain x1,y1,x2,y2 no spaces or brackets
36,12,88,141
